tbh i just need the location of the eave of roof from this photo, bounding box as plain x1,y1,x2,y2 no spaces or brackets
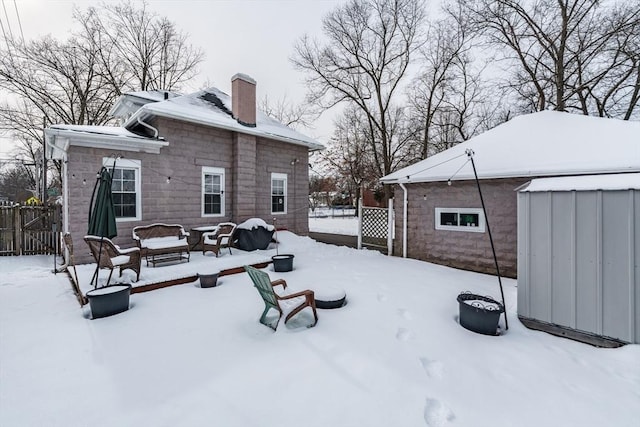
45,125,168,159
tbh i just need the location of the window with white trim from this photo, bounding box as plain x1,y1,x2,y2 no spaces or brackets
103,158,141,222
202,167,225,217
271,173,287,214
435,208,485,233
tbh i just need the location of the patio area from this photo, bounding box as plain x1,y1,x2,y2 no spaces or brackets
71,239,278,297
1,231,638,427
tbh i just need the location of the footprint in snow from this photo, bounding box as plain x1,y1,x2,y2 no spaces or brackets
397,308,412,320
396,328,415,341
420,357,444,379
423,398,455,427
377,293,388,302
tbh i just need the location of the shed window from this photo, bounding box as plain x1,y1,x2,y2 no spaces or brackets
435,208,485,233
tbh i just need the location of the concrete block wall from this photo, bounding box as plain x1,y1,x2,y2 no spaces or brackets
233,132,256,221
255,137,309,235
393,178,528,278
66,117,309,263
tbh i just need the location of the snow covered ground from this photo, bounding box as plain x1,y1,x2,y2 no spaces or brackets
1,232,638,427
309,216,358,236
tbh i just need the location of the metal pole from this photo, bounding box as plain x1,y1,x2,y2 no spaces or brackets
387,198,394,256
466,149,509,330
42,117,47,203
357,196,363,250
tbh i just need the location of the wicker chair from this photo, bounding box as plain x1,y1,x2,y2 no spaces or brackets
84,235,141,287
61,233,85,306
244,265,318,331
202,222,236,257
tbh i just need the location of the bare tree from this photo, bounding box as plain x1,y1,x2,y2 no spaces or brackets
0,34,117,198
0,0,203,198
292,0,426,202
458,0,640,119
573,2,640,119
0,163,36,202
407,9,507,159
309,174,336,211
75,1,204,92
259,94,317,130
320,105,380,210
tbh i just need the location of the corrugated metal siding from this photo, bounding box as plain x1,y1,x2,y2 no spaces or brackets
518,189,639,344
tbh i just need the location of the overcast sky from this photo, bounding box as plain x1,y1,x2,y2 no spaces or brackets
0,0,348,157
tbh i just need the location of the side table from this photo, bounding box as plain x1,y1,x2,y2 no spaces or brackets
190,225,219,251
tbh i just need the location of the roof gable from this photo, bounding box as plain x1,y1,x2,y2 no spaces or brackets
109,90,182,120
381,111,640,184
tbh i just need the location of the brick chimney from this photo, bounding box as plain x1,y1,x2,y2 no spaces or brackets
231,73,256,127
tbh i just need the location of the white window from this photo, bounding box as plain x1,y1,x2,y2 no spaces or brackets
202,167,225,217
103,158,141,222
435,207,485,233
271,173,287,214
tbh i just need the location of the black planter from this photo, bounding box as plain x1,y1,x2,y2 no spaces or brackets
457,292,504,336
199,272,219,288
272,254,294,272
86,284,131,319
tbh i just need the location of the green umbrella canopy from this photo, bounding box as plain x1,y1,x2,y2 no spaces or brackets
88,167,117,239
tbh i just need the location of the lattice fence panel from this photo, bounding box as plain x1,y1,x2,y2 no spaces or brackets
361,207,388,248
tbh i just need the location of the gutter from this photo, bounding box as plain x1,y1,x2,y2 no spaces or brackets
136,116,159,139
399,183,408,258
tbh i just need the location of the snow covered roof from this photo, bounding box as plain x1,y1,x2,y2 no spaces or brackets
109,90,182,119
124,87,324,151
519,172,640,192
48,124,151,139
124,90,181,102
380,111,640,184
45,124,168,159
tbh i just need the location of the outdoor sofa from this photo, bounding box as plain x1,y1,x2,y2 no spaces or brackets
132,223,190,266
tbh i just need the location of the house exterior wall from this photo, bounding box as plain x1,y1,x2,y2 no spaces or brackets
233,132,256,221
66,117,309,263
255,137,310,233
517,189,639,344
393,178,529,278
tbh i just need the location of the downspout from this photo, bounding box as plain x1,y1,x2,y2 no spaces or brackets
136,117,159,139
399,182,408,258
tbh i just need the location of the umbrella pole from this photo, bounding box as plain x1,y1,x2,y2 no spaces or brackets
467,149,508,330
88,161,118,288
273,218,278,255
89,173,101,288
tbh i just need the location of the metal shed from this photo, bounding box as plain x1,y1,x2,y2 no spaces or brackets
517,173,640,346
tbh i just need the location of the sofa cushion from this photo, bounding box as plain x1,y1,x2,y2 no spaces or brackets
111,255,131,266
141,236,188,250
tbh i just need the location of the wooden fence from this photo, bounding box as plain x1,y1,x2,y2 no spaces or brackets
0,201,62,256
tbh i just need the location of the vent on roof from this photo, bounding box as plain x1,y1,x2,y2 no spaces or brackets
200,92,233,117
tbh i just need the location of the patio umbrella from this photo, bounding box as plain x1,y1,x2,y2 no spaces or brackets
88,167,117,239
88,166,117,287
